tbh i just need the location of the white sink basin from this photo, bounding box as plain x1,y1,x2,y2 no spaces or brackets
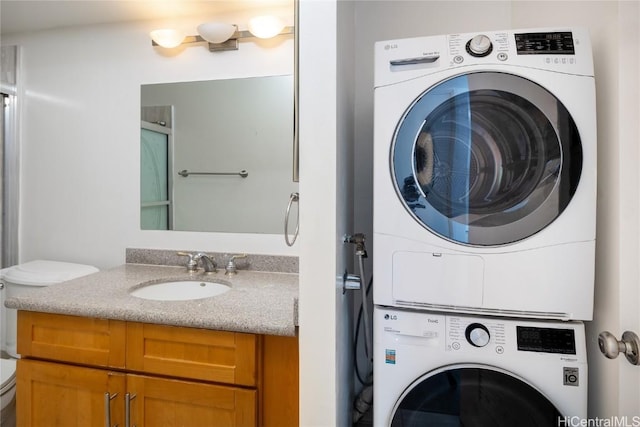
130,280,230,301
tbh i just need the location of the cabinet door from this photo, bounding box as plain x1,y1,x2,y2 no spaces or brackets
262,335,299,427
127,374,256,427
17,359,125,427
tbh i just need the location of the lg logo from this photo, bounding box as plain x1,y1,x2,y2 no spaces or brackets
384,314,398,320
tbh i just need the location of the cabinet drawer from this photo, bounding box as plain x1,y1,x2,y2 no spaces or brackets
126,323,258,386
17,311,126,368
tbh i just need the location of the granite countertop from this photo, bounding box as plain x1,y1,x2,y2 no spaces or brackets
4,263,299,336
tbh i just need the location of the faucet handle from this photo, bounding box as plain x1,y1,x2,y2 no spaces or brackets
225,253,247,275
177,252,198,272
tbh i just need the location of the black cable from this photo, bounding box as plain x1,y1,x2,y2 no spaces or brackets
354,276,374,386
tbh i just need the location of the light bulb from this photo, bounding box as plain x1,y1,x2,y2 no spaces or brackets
197,22,237,44
248,16,285,39
150,29,186,48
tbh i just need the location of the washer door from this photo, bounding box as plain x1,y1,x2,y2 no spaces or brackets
392,72,582,246
390,366,562,426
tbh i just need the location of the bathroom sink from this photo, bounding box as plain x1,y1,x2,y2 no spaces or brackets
130,280,230,301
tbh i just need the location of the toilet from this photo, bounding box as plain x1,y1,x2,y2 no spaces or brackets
0,260,98,426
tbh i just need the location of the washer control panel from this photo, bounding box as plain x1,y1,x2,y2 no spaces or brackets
376,308,585,361
516,326,576,354
465,323,491,347
447,316,506,353
446,316,577,356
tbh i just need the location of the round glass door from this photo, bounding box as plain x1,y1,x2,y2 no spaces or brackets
391,367,562,426
392,72,582,246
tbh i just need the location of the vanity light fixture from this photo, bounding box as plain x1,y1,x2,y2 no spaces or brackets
150,16,293,52
149,28,186,48
247,15,285,39
197,22,237,44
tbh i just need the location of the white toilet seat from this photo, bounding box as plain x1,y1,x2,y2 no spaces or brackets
0,358,16,408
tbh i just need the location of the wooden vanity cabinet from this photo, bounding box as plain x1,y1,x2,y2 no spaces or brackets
16,311,299,427
17,359,126,426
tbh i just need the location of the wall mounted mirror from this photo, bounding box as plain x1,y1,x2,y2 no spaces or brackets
140,75,298,234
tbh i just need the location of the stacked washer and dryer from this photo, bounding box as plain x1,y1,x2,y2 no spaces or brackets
372,28,596,426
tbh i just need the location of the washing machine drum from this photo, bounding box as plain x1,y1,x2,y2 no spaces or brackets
392,71,582,246
391,366,562,426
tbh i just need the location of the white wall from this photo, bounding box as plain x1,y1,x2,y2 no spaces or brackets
3,8,296,270
614,1,640,413
298,0,356,424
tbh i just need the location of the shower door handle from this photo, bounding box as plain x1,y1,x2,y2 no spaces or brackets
598,330,640,365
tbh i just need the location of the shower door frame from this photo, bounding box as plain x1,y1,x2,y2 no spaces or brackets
1,91,19,269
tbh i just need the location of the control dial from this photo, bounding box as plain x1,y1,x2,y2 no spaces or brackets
466,34,493,57
465,323,491,347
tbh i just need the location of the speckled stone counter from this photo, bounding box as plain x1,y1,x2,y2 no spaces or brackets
4,264,299,336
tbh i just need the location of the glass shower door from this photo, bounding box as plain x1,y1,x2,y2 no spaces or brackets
140,123,171,230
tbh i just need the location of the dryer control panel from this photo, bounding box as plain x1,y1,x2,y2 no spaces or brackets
447,29,582,69
514,31,575,55
374,27,594,88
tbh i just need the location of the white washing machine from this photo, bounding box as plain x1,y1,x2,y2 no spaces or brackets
373,307,587,426
373,28,597,320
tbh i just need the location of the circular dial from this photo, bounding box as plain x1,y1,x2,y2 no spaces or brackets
466,34,493,57
465,323,491,347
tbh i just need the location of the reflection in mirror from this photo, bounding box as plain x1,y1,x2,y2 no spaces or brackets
140,75,297,233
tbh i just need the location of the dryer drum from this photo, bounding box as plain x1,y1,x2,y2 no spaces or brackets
390,367,562,426
392,72,583,246
416,91,556,217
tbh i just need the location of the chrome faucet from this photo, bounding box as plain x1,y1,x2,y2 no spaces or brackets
177,251,217,273
194,252,217,273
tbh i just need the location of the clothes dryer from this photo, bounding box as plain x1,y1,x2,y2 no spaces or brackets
373,28,596,320
374,307,587,426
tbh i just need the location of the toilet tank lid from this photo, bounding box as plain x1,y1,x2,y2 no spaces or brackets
1,260,99,286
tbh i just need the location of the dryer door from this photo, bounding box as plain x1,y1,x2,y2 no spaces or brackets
390,366,562,426
391,71,582,246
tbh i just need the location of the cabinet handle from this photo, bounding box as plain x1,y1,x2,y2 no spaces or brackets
125,392,137,427
104,392,118,427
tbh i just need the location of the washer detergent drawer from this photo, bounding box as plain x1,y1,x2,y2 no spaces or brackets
392,251,484,307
